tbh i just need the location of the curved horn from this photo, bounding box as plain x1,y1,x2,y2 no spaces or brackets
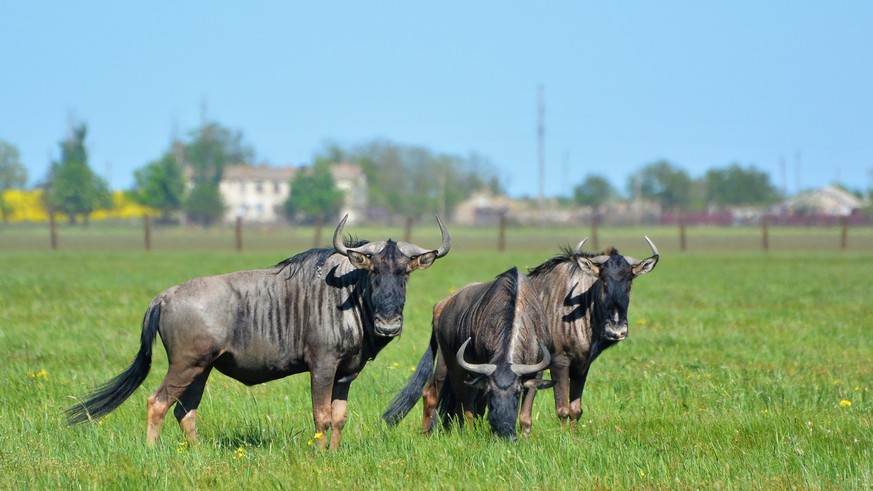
434,215,451,258
511,340,551,376
573,237,588,255
332,214,350,256
644,235,659,259
456,338,496,376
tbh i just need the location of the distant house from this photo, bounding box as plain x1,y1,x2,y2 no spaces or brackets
329,162,368,224
783,185,866,216
454,191,517,226
215,162,368,225
219,165,295,224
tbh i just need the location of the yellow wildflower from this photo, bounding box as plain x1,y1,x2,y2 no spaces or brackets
233,447,245,460
314,431,324,440
27,369,49,381
839,400,852,408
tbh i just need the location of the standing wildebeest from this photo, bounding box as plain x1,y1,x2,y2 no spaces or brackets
382,267,553,439
66,215,451,450
518,237,659,428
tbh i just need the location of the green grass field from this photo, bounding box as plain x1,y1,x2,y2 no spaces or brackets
1,224,871,489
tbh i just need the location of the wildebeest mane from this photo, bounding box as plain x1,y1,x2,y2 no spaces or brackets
274,238,370,277
478,267,521,356
527,245,620,278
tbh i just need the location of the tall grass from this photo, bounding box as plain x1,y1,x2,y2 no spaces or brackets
0,228,871,489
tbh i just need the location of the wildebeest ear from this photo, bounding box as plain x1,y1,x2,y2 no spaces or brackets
347,251,372,270
464,375,487,389
632,256,658,277
523,378,556,390
574,256,601,277
409,251,437,271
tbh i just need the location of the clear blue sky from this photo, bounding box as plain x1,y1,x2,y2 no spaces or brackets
2,2,871,198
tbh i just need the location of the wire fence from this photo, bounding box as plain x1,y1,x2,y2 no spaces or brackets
2,215,872,255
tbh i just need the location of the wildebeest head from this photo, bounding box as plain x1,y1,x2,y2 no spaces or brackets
333,215,451,337
573,237,659,342
457,337,553,439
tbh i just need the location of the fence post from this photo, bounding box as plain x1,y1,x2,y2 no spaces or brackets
840,216,848,250
497,212,506,253
235,216,243,252
49,210,58,250
678,213,687,252
762,215,769,251
404,216,413,243
144,214,152,251
591,211,600,252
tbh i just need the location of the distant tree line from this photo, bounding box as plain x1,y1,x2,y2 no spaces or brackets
574,159,786,213
2,119,871,225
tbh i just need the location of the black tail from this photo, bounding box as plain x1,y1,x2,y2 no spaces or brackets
382,332,438,426
66,302,161,425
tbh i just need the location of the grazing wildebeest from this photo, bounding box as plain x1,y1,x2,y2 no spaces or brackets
382,267,553,439
66,215,451,450
519,237,659,428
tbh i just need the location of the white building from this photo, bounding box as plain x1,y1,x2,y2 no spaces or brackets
216,162,368,225
219,165,295,224
329,162,368,224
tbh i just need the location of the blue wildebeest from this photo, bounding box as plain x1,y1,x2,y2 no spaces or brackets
518,237,659,428
382,267,553,439
66,215,451,450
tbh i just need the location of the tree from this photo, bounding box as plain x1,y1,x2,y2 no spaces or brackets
321,140,503,222
629,160,692,211
704,163,781,208
0,140,28,222
573,174,616,209
133,150,186,222
284,161,344,247
185,122,254,185
43,124,112,224
185,183,224,226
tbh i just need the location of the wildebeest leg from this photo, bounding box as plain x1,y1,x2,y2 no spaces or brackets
310,363,338,450
421,350,447,433
519,385,538,437
147,363,210,446
173,367,213,445
568,367,590,429
550,362,572,425
329,380,351,451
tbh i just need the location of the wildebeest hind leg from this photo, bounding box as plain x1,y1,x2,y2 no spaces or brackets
174,367,214,445
421,350,447,433
147,364,209,446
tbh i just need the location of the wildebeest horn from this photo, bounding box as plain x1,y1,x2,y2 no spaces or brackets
625,236,660,265
511,340,551,376
456,337,496,376
573,237,588,255
333,214,350,256
644,235,659,259
434,215,451,258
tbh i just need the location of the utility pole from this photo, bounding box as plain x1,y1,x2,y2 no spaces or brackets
537,85,545,222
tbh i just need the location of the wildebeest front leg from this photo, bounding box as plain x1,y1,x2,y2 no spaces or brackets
329,380,351,450
567,367,590,429
310,366,337,450
550,362,572,425
519,385,538,437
